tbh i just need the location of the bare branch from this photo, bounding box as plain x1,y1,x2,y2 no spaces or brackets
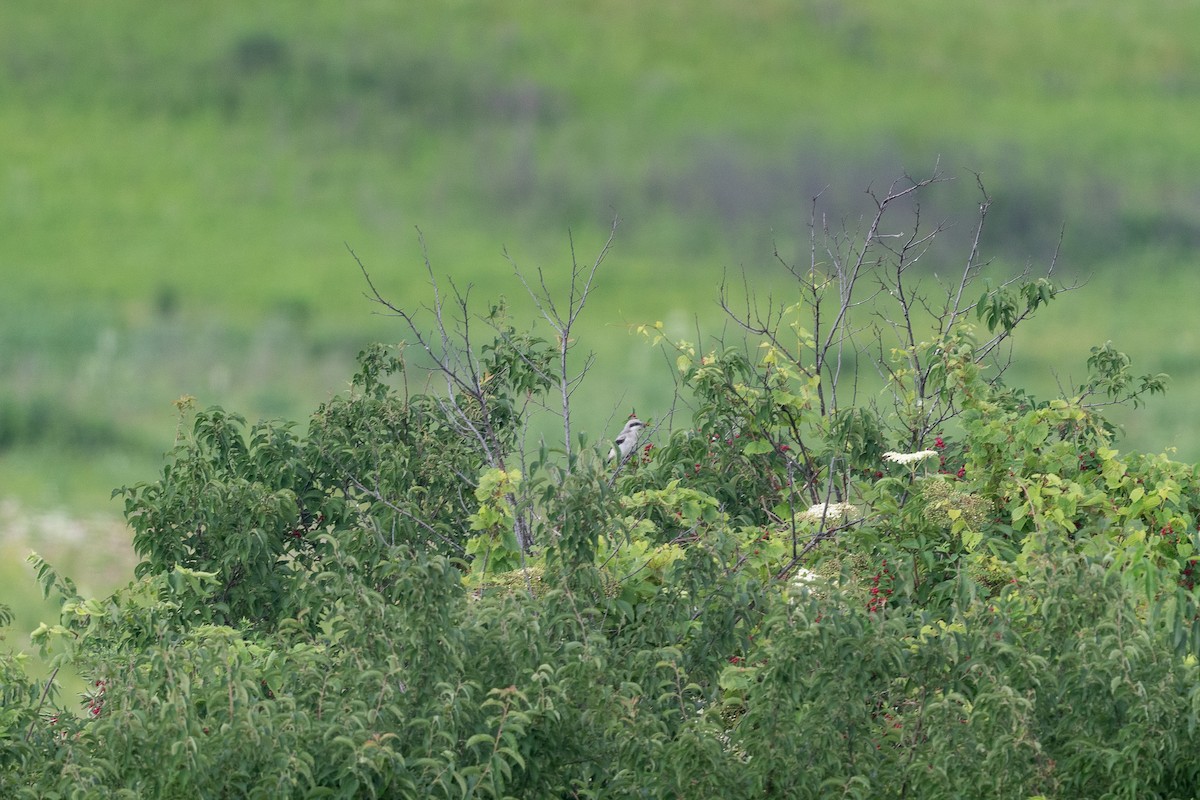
507,217,619,462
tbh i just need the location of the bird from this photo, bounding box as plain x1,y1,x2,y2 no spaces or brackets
608,416,646,462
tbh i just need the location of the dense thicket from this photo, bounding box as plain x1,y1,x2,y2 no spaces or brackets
4,180,1200,798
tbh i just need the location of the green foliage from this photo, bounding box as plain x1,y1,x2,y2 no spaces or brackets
8,191,1200,796
735,542,1200,798
111,342,526,635
0,603,46,781
1085,340,1170,408
465,468,524,577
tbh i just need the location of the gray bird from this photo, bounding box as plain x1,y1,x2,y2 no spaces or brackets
608,416,646,462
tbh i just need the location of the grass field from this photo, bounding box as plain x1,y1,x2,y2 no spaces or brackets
3,1,1200,620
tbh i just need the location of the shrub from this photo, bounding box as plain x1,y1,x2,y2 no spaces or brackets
6,175,1198,797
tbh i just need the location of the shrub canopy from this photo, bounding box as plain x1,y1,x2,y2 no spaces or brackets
4,181,1197,799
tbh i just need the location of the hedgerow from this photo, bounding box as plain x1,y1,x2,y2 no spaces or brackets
5,173,1199,798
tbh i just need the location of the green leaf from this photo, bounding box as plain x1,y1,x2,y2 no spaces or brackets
465,733,495,750
742,438,774,456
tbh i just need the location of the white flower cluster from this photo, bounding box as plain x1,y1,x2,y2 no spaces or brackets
791,567,819,586
882,449,939,465
800,502,857,523
787,566,824,606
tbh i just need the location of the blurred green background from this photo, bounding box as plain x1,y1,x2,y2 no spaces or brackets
3,1,1200,633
